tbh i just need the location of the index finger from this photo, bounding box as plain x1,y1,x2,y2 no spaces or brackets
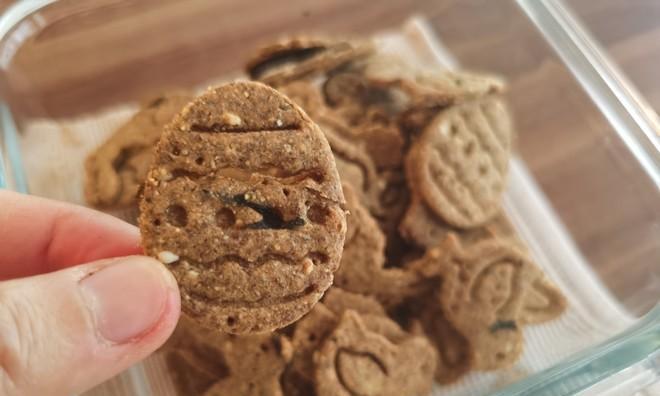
0,190,142,280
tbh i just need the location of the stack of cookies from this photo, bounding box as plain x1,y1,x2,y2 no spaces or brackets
83,36,567,396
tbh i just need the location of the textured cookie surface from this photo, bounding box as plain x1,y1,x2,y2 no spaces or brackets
411,235,566,370
85,93,192,208
139,81,346,334
246,37,373,87
313,310,436,396
334,184,422,307
409,96,513,228
165,317,292,396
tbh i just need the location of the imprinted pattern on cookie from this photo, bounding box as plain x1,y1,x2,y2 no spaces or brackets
411,234,566,370
246,37,373,87
313,310,436,396
84,93,192,208
139,81,347,334
410,96,513,228
283,289,389,396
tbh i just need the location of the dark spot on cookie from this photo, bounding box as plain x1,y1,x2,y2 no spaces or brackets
308,252,329,265
153,219,161,226
450,124,459,137
260,343,270,352
166,204,188,227
232,194,305,230
308,333,317,342
310,170,325,183
489,320,517,333
307,204,330,224
496,352,506,361
195,156,205,165
304,284,319,294
226,316,236,327
216,208,236,227
248,46,326,79
479,165,488,175
283,188,291,197
171,145,181,156
454,77,464,87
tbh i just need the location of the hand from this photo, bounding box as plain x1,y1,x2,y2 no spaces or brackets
0,190,180,396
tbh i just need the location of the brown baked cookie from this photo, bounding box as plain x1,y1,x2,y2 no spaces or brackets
313,310,436,396
246,37,373,87
282,303,338,396
316,114,384,214
139,81,347,334
400,194,516,249
202,333,292,396
356,54,505,103
414,305,474,384
411,234,566,370
278,80,325,118
334,184,422,307
164,316,292,396
282,290,388,396
407,95,513,229
85,93,192,208
322,287,387,317
519,275,568,325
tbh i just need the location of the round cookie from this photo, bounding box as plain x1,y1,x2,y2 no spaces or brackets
139,81,347,334
409,96,513,228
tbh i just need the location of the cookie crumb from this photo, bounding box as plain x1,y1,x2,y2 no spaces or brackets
158,250,180,264
186,269,200,281
302,258,314,274
223,112,242,126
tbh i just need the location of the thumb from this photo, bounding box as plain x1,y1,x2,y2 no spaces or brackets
0,256,180,396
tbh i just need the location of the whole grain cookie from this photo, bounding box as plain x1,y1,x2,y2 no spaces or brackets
322,287,387,317
356,54,505,104
139,81,347,334
314,310,436,396
85,93,192,208
416,302,474,384
334,184,422,307
164,317,292,396
246,37,373,87
278,80,325,118
408,96,513,228
316,114,384,214
282,303,338,396
282,289,389,396
411,234,566,370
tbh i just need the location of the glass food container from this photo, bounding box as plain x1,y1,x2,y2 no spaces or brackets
0,1,657,395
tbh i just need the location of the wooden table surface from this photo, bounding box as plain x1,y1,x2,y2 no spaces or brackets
0,0,658,314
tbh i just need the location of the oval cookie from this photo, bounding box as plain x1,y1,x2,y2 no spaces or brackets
410,96,513,228
139,81,346,334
